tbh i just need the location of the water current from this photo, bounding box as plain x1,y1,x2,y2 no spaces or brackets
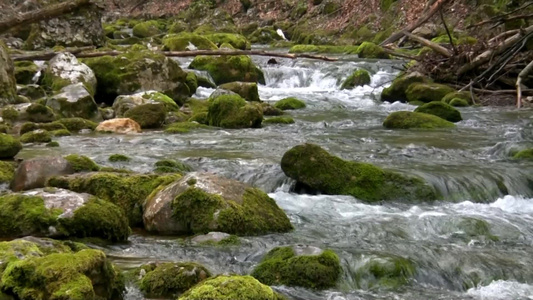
19,52,533,299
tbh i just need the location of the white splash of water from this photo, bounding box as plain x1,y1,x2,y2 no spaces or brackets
466,280,533,300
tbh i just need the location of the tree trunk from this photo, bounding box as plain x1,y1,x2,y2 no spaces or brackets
401,31,452,58
517,59,533,108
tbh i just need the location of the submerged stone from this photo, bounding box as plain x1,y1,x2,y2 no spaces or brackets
513,149,533,160
414,101,462,123
383,111,456,129
354,254,415,289
274,97,306,110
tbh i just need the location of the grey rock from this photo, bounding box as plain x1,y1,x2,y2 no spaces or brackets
11,156,74,191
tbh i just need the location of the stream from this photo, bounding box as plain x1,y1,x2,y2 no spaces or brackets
18,51,533,299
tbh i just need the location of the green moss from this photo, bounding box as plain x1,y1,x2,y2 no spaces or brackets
513,149,533,160
263,116,295,124
0,239,43,275
456,217,499,242
26,103,56,123
442,91,475,105
109,154,130,162
0,249,125,300
189,55,265,85
132,20,163,38
163,33,218,51
165,122,210,134
124,103,167,129
431,34,458,44
186,72,199,96
46,141,60,147
252,247,341,289
341,69,371,89
0,134,22,158
457,36,478,45
20,121,67,135
206,33,251,50
281,143,437,202
14,61,38,85
0,125,9,134
65,154,100,172
383,111,455,129
171,186,293,235
355,42,390,59
207,95,263,128
139,262,211,298
196,234,241,246
154,159,193,173
140,91,180,112
56,118,98,132
219,82,259,102
406,82,455,104
288,45,359,54
0,161,16,184
274,97,306,110
355,255,415,289
51,129,71,137
247,27,283,44
1,108,18,122
449,98,469,107
19,130,52,144
168,20,189,33
47,172,181,226
414,101,462,123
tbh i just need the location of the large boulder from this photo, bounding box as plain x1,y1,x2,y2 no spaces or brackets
143,172,293,235
0,134,22,159
0,188,130,241
95,118,142,134
406,82,455,104
383,111,456,129
207,94,263,129
46,83,102,121
341,69,371,89
281,144,436,202
11,156,74,191
218,82,260,102
162,33,218,51
189,55,265,85
124,103,167,129
23,1,105,50
42,52,97,95
84,47,190,104
206,33,251,50
179,275,285,300
252,245,341,289
0,249,125,299
113,91,179,117
274,97,306,110
0,41,17,106
381,72,430,103
414,101,462,123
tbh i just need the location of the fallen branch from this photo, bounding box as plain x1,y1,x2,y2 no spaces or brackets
11,46,95,61
0,0,93,34
401,31,452,58
488,29,520,45
517,59,533,108
467,1,533,28
439,7,457,55
382,47,421,61
468,13,533,28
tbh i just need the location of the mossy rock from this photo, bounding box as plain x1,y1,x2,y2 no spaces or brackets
274,97,306,110
355,254,415,289
513,149,533,160
247,27,283,44
189,55,265,85
19,129,52,144
26,103,56,123
406,82,455,104
41,53,97,97
442,91,475,105
168,20,189,33
383,111,455,129
0,41,18,106
381,72,431,103
1,107,19,123
206,33,251,50
341,69,371,89
17,84,47,101
138,262,211,298
162,33,218,51
455,217,499,242
165,122,210,134
45,83,101,121
356,42,390,59
207,94,263,129
449,98,469,107
56,117,98,132
46,141,60,147
263,116,295,124
51,129,71,137
186,72,199,95
0,134,22,158
124,103,167,129
0,161,16,184
19,121,67,135
132,20,163,38
14,61,39,85
0,249,125,299
47,172,180,226
154,159,193,174
179,275,285,300
414,101,462,123
218,82,259,102
113,91,180,117
109,154,130,162
64,154,100,172
261,103,284,116
281,143,437,202
252,246,341,289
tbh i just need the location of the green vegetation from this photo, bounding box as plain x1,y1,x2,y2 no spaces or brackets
289,45,359,54
206,33,251,50
383,111,456,129
162,33,218,51
381,73,431,103
19,130,52,144
56,118,98,132
341,69,371,89
109,154,130,162
154,159,193,174
355,254,416,289
139,262,211,298
0,133,22,158
207,95,263,128
414,101,462,123
124,103,167,129
165,122,210,134
274,97,306,110
65,154,100,172
406,83,455,104
355,42,390,59
0,161,15,184
219,82,260,102
263,116,295,124
14,61,38,85
26,103,56,123
189,55,265,85
513,149,533,160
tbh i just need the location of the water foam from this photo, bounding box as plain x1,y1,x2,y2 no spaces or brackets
466,280,533,299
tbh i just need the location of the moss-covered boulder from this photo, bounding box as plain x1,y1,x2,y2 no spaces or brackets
113,91,179,117
154,159,193,174
0,41,17,106
42,52,97,96
0,189,130,241
0,134,22,159
47,172,180,226
137,262,211,298
56,117,98,132
19,129,52,144
513,149,533,160
281,144,436,202
64,154,100,172
26,103,56,123
441,91,475,105
0,249,124,299
109,154,130,162
124,103,167,129
143,172,293,235
164,122,210,134
414,101,462,123
189,55,265,85
132,20,163,38
341,69,371,89
206,33,251,50
354,254,415,289
406,82,455,104
263,116,295,124
207,94,262,129
355,42,390,59
179,275,285,300
14,61,39,85
17,84,47,101
84,47,190,104
252,245,341,289
383,111,456,129
381,72,431,103
247,27,284,44
46,83,102,121
261,103,284,116
162,33,218,51
218,82,259,102
449,98,469,107
274,97,306,110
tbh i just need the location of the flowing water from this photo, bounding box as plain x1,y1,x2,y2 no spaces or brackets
19,52,533,299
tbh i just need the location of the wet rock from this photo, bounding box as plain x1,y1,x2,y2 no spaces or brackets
0,133,22,159
162,32,218,51
207,94,263,129
355,42,390,59
191,232,232,244
143,172,292,235
189,55,265,85
0,41,17,106
381,72,430,103
281,143,437,202
11,156,74,191
383,111,456,129
179,275,285,300
442,91,476,106
406,82,455,104
341,69,371,89
19,129,52,144
252,245,341,289
25,103,56,123
112,91,179,117
14,61,39,85
64,154,100,172
95,118,141,134
16,84,46,101
208,88,238,99
414,101,462,123
124,103,167,129
219,82,260,102
274,97,306,110
261,103,284,116
353,254,415,289
46,83,102,121
205,33,251,50
42,52,97,95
